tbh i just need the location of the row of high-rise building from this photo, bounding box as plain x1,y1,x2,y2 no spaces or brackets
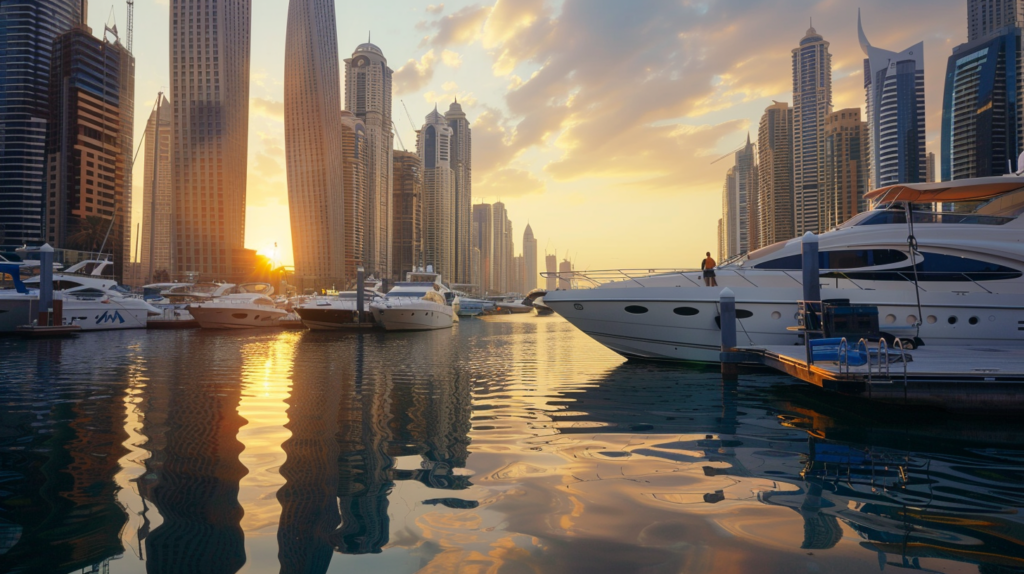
0,1,137,281
718,15,929,260
469,202,537,296
720,1,1024,261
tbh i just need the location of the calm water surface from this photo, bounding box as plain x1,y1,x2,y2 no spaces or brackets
1,315,1023,573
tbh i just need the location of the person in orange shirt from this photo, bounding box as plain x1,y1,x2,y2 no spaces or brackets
701,252,718,287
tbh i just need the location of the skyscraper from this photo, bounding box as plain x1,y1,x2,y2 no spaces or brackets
941,26,1021,180
285,0,346,290
927,152,936,183
545,253,557,291
0,0,84,247
721,167,737,259
969,0,1024,41
492,202,512,293
757,101,795,248
792,24,832,235
720,137,757,259
45,22,134,281
171,0,253,281
340,110,367,280
392,150,422,280
522,223,537,292
114,19,134,285
822,108,868,230
445,100,472,284
418,108,454,277
141,95,172,283
344,41,393,279
472,203,493,293
859,11,926,188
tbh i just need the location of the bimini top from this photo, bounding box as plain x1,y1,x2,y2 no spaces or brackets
865,176,1024,204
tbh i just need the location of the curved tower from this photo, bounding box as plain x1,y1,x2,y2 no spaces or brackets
285,0,346,289
345,41,394,279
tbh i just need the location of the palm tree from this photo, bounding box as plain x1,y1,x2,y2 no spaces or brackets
66,215,111,253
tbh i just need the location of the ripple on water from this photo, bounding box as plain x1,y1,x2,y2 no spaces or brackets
0,316,1021,573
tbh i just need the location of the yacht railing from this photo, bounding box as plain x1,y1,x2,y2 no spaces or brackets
540,269,700,289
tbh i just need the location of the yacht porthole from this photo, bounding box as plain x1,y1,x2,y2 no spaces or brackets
673,307,699,316
906,315,917,325
926,316,936,324
989,315,996,322
884,314,896,325
625,305,649,314
948,316,958,325
574,304,584,311
736,310,754,319
771,311,781,320
232,313,247,319
969,316,979,325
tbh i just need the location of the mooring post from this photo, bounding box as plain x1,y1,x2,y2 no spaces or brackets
801,232,820,303
356,266,365,325
720,287,738,377
38,244,54,326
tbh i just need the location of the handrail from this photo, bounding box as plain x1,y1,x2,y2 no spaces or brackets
878,338,889,380
857,338,871,390
839,337,850,375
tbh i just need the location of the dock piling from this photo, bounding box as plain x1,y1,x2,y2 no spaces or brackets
357,265,365,324
801,232,820,303
37,244,54,326
720,287,738,376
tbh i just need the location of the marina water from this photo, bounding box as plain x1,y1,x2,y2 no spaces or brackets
1,315,1022,573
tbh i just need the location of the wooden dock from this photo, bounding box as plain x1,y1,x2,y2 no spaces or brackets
733,344,1024,413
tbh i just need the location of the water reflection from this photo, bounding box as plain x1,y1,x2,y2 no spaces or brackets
0,319,1022,573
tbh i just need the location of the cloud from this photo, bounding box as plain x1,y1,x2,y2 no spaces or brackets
441,49,463,68
427,5,491,48
426,3,444,14
476,167,545,198
393,50,437,96
250,97,283,121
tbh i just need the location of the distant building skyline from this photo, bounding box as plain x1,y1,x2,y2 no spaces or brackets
941,25,1021,180
0,0,84,247
344,41,393,279
392,149,422,280
170,0,253,282
522,223,537,293
446,100,472,285
340,110,367,281
757,101,795,248
968,0,1024,41
418,107,455,278
284,0,346,290
472,203,493,293
141,95,172,283
792,25,832,235
721,137,757,259
822,108,868,230
860,11,927,188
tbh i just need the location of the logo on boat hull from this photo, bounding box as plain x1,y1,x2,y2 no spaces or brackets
96,310,126,324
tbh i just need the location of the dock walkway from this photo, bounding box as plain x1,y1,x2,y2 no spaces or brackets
735,344,1024,413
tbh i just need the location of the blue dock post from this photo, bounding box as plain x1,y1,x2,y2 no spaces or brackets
356,265,365,324
720,287,738,376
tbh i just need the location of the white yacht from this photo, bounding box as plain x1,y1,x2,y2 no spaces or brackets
294,288,385,330
15,260,161,331
188,283,287,329
371,271,453,331
544,177,1024,363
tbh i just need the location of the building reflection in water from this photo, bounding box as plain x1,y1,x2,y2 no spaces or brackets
0,337,131,573
275,331,472,565
136,333,249,574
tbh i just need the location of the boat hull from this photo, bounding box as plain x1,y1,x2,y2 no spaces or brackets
188,306,287,329
545,286,1024,363
295,307,378,330
372,303,453,331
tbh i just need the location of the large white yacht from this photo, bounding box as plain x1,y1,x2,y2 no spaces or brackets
13,260,162,331
371,270,453,331
188,283,287,329
294,287,385,330
545,177,1024,363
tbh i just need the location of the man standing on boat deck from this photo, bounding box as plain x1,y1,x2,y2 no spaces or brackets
701,252,718,287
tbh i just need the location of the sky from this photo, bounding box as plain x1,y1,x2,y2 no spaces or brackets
89,0,965,272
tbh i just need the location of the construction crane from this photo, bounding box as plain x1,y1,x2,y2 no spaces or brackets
392,121,407,152
126,0,134,53
400,99,418,133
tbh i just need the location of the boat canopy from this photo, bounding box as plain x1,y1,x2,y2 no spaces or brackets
865,176,1024,204
0,263,28,294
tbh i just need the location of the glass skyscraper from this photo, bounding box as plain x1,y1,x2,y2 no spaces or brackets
0,0,83,246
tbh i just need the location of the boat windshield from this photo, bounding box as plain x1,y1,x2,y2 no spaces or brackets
387,291,426,299
855,208,1014,226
